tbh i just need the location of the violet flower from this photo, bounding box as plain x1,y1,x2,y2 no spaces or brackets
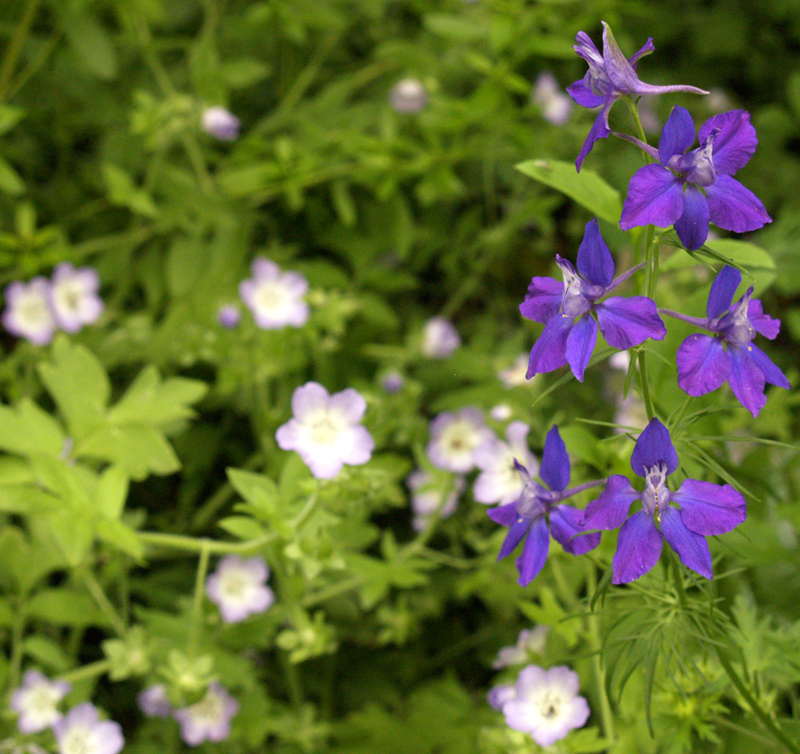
10,670,71,733
2,278,56,345
173,682,239,747
205,555,276,623
620,107,772,250
662,266,789,416
487,426,602,586
201,107,240,141
581,418,747,584
521,218,666,382
53,703,124,754
49,263,104,333
568,22,707,171
239,258,309,329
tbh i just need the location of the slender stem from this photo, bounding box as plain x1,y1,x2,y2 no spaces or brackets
638,351,655,421
0,0,42,102
585,561,615,742
7,608,26,692
82,569,127,637
716,650,800,754
139,530,277,554
188,540,212,657
57,660,112,685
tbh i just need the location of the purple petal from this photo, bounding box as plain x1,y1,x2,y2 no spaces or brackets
674,185,710,250
291,382,330,422
487,502,520,527
747,299,781,340
676,334,732,396
526,315,573,378
550,505,601,554
728,346,767,416
748,343,790,389
620,164,684,230
628,36,656,67
581,475,640,530
565,314,598,382
520,277,563,324
576,106,613,172
540,425,570,492
612,510,662,584
631,418,679,477
573,30,603,67
329,388,367,423
658,106,696,165
671,479,746,535
567,76,605,108
595,295,666,349
699,110,757,176
498,515,532,560
516,515,550,586
660,507,712,579
602,22,643,93
576,218,615,287
706,175,772,234
707,266,741,319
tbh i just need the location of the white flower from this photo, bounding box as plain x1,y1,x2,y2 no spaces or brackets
500,665,590,748
52,703,124,754
421,317,460,358
473,422,538,505
498,354,530,388
2,278,56,345
276,382,374,479
49,263,104,333
389,78,428,113
407,470,464,530
486,683,517,710
205,555,276,623
239,258,309,329
201,106,240,140
426,407,493,474
608,350,631,372
490,404,512,422
10,670,71,733
531,72,572,126
492,626,550,668
174,683,239,746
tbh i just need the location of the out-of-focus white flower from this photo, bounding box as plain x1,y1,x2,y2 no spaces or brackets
49,263,103,333
201,107,240,140
490,404,512,422
276,382,374,479
52,703,124,754
531,72,572,126
473,422,538,505
205,555,275,623
10,670,71,733
487,683,517,710
407,469,463,530
137,684,172,718
421,317,460,358
174,682,239,747
608,350,631,372
239,258,309,329
389,78,428,113
492,626,550,668
426,407,493,474
2,278,57,345
498,354,530,388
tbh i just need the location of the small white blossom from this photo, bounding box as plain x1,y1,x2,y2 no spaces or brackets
498,354,530,388
531,72,572,126
10,670,71,733
421,317,460,358
490,404,512,422
500,665,590,748
407,469,464,530
276,382,374,479
49,263,103,333
201,106,240,140
239,258,309,329
426,407,493,474
205,555,276,623
389,78,428,113
473,422,538,505
52,703,124,754
174,682,239,747
2,278,56,345
492,626,550,668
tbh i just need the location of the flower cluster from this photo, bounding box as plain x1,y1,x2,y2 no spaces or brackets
2,263,103,345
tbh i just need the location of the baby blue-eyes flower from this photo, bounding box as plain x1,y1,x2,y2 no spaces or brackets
487,426,602,586
620,107,772,250
521,219,666,382
581,418,746,584
662,266,789,417
568,22,707,171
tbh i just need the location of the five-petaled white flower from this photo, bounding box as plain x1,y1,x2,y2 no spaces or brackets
239,258,309,330
426,407,492,474
205,555,276,623
2,278,57,345
276,382,374,479
421,317,460,358
174,682,239,747
52,703,124,754
10,670,71,733
49,263,104,333
473,421,539,506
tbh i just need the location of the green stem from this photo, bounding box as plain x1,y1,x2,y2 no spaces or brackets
0,0,42,103
82,569,127,637
585,561,615,742
638,351,655,421
7,607,26,692
716,650,800,754
57,659,112,685
188,540,212,657
139,530,277,554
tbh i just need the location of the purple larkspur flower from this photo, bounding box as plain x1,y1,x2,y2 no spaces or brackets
532,72,572,126
2,278,56,345
568,22,707,171
239,258,309,329
620,107,772,250
173,682,239,747
276,382,374,479
138,684,172,718
53,703,124,754
521,219,666,382
201,107,240,140
205,555,276,623
581,418,747,584
10,670,71,733
662,266,789,416
497,665,591,747
426,407,493,474
49,263,104,333
474,421,539,506
421,317,460,358
487,426,602,586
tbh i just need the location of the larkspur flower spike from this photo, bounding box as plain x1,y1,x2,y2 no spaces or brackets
521,218,666,382
568,22,707,171
581,418,747,583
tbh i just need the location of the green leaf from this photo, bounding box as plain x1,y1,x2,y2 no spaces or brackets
424,13,485,41
0,398,66,457
228,468,280,517
22,636,71,671
515,159,622,223
43,508,95,566
96,518,144,559
78,425,180,480
0,483,61,514
102,163,158,218
27,588,109,627
96,466,129,520
61,11,118,80
0,156,24,195
218,515,265,540
0,105,25,134
220,58,270,88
